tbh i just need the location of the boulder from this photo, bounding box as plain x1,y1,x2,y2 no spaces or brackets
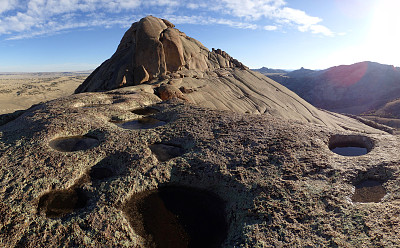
156,84,188,101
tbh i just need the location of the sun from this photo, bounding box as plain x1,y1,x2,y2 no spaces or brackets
365,0,400,65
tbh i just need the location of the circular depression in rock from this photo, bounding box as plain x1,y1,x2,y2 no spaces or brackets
149,143,185,162
113,117,166,130
37,188,87,218
329,135,373,156
351,179,386,203
124,186,228,248
131,106,159,115
49,136,100,152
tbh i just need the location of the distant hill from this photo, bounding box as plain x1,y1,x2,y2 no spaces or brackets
252,67,287,74
261,61,400,115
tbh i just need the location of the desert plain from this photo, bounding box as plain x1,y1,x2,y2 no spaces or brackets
0,72,90,115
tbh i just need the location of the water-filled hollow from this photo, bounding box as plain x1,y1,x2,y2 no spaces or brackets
113,117,166,130
49,136,100,152
351,179,386,203
37,188,87,218
149,143,185,162
124,186,228,248
329,135,373,156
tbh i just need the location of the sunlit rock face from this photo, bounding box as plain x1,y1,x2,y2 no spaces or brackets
75,16,246,93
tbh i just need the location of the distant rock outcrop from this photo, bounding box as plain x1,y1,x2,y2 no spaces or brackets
252,67,287,74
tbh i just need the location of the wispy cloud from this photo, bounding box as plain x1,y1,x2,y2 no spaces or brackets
264,25,278,31
0,0,335,40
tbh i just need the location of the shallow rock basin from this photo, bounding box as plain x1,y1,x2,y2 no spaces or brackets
330,146,368,156
113,117,166,130
351,179,386,203
37,188,87,218
124,186,228,248
49,136,100,152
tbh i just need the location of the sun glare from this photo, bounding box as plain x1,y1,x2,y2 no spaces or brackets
366,0,400,65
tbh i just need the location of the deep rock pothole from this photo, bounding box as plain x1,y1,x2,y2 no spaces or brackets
49,135,100,152
123,186,228,248
329,135,373,156
113,117,166,130
149,143,185,162
131,106,159,115
37,188,87,218
351,179,386,203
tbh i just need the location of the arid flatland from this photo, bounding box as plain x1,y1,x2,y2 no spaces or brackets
0,72,90,114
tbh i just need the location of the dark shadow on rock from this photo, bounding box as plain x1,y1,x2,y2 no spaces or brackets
0,109,26,126
123,185,228,248
0,102,43,126
149,143,185,162
113,117,166,130
131,106,160,116
89,167,114,180
87,151,134,181
351,179,386,203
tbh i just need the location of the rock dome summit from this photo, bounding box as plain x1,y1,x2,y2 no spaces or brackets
2,16,400,247
75,15,247,93
75,16,388,132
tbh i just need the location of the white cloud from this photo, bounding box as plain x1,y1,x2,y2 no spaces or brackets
307,24,334,36
0,0,18,14
187,3,208,9
264,25,277,31
218,0,284,20
275,7,321,26
163,14,258,30
0,0,335,39
218,0,333,35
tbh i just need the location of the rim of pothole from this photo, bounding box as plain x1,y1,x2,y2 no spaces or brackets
111,117,166,130
328,134,374,156
49,135,100,152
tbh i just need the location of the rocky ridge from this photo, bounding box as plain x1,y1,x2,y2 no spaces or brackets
264,61,400,115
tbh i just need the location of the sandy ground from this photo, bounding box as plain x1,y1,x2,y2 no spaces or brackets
0,72,89,114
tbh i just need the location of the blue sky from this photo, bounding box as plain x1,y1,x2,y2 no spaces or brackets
0,0,399,72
